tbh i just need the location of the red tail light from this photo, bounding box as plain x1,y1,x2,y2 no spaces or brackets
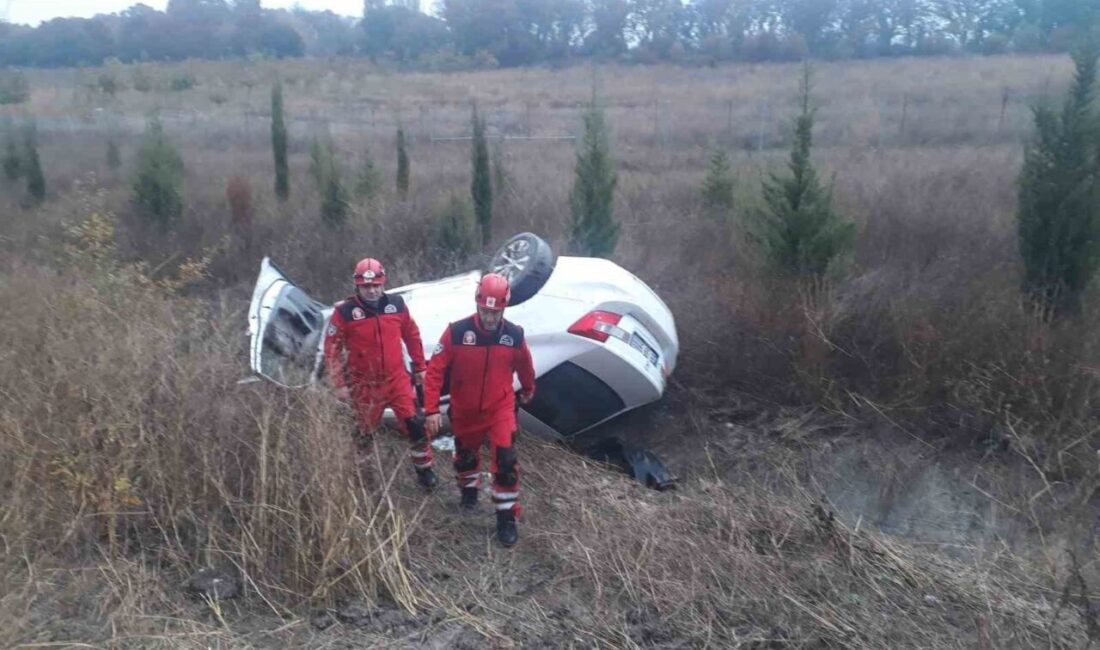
568,310,627,343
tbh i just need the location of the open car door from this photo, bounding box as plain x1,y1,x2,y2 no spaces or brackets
247,257,331,388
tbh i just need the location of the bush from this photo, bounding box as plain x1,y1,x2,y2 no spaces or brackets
750,66,855,278
0,69,29,105
107,139,122,171
1017,46,1100,317
569,91,619,258
170,71,197,92
355,145,382,199
492,139,509,195
22,122,45,204
3,127,21,181
437,195,478,258
396,126,409,200
271,81,289,201
471,104,492,246
309,138,329,190
701,145,735,213
310,139,348,228
321,167,349,228
98,72,121,97
132,118,184,230
132,67,153,93
226,175,253,241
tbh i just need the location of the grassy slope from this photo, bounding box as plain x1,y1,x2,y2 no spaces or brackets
0,262,1087,648
1,53,1097,647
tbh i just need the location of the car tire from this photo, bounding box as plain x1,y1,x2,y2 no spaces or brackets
487,232,555,307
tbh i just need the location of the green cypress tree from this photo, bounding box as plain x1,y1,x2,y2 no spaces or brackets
23,122,45,204
1018,45,1100,317
2,127,20,181
309,138,328,190
493,139,508,194
355,144,381,199
132,118,184,230
107,139,122,171
471,104,492,247
752,65,855,277
0,70,29,105
569,92,619,258
272,81,289,201
396,126,410,200
701,145,735,213
319,144,348,228
438,195,478,258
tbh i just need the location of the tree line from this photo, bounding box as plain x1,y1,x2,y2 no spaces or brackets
0,0,1096,69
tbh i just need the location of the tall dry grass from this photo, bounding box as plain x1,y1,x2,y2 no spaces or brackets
0,203,425,643
2,249,1090,647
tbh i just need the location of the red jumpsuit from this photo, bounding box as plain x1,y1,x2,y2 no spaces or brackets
423,314,536,516
323,293,432,470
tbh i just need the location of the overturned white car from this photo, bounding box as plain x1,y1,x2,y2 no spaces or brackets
247,234,679,483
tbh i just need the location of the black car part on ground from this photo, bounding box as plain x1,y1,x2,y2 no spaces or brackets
580,437,678,491
487,232,555,307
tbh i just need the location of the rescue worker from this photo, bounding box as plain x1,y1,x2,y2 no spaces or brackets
424,273,536,547
323,257,437,489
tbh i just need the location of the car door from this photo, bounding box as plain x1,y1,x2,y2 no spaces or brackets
247,257,331,388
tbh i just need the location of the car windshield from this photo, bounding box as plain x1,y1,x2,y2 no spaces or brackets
524,362,625,437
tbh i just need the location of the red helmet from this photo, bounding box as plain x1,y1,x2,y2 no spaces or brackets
353,258,386,285
475,273,510,311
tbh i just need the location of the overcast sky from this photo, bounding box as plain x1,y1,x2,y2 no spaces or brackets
5,1,364,26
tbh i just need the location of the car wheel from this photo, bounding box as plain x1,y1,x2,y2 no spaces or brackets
488,232,555,307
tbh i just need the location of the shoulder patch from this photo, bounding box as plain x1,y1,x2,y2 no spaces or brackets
336,297,360,322
384,304,397,314
499,334,514,347
462,330,477,346
433,342,444,355
351,307,365,320
326,323,337,336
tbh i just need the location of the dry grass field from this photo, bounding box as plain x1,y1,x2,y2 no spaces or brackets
2,53,1099,647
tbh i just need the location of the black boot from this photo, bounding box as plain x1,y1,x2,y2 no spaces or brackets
415,467,438,489
496,511,518,547
460,487,479,510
